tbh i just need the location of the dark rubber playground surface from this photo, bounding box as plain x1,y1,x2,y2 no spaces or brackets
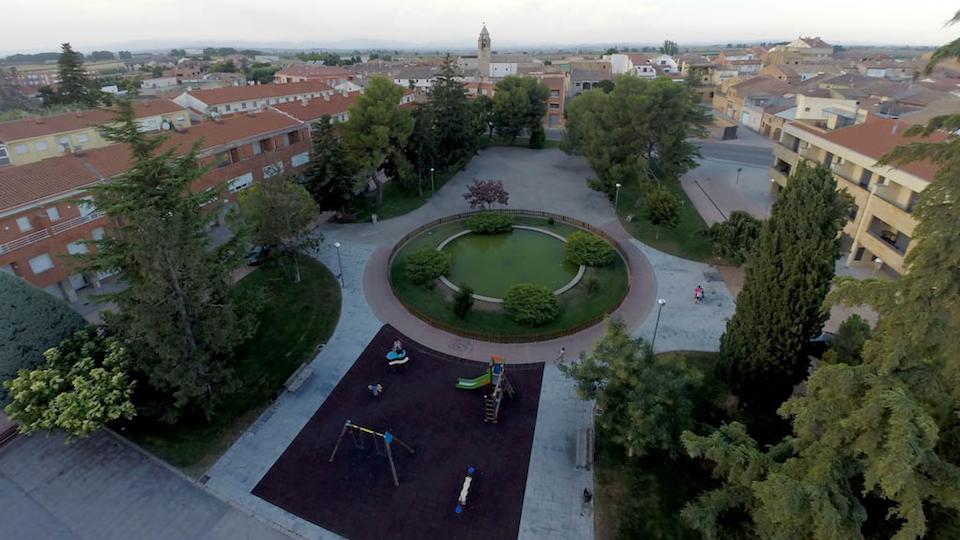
252,324,545,540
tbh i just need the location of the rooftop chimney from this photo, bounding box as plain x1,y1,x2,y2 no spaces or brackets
301,97,309,106
323,94,330,101
341,90,349,98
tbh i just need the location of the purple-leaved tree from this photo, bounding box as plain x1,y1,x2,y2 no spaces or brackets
462,179,509,210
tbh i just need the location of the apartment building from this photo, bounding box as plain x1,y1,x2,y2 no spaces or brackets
0,100,190,167
713,77,796,129
0,111,312,300
171,82,334,121
538,72,569,129
769,116,946,275
272,91,361,126
273,65,358,86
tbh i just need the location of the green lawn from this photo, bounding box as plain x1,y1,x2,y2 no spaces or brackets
617,180,716,263
594,351,724,540
122,258,342,478
391,216,629,338
353,162,465,223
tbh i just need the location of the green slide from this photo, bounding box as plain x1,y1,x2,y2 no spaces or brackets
456,373,491,390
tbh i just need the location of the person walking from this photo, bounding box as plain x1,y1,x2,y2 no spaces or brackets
558,347,566,362
694,285,704,304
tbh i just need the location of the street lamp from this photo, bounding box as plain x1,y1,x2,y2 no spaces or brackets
872,257,883,278
334,242,345,288
651,298,666,350
736,167,742,185
430,167,435,197
614,183,622,212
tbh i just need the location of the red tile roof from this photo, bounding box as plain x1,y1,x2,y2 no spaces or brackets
275,65,358,79
0,154,102,211
799,37,831,49
272,92,360,122
178,81,333,107
0,100,187,143
158,110,302,154
791,117,948,181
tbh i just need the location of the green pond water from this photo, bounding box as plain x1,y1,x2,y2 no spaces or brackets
442,229,580,298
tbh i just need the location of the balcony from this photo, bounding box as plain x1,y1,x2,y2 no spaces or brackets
773,143,799,168
0,229,51,255
867,217,910,255
51,211,104,235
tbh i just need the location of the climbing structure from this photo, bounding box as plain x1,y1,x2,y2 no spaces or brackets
483,356,514,423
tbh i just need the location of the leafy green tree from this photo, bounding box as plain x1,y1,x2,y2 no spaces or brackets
473,94,495,138
529,125,546,149
562,75,710,196
562,318,704,458
0,273,86,404
604,47,618,55
73,101,260,420
429,55,479,167
597,79,615,93
822,314,871,365
703,210,762,266
303,116,362,218
247,65,280,84
491,76,550,145
236,173,320,283
118,50,132,59
922,9,960,75
660,40,680,56
211,60,237,73
4,327,135,441
718,163,851,407
644,186,681,236
339,76,414,205
49,43,101,107
170,49,187,58
87,50,115,61
405,105,438,197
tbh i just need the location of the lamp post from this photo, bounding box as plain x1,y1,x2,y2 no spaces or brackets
334,242,345,288
872,256,883,278
430,167,435,197
736,167,742,185
768,178,776,214
651,298,666,350
614,183,622,212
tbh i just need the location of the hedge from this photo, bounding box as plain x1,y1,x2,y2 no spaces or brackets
404,248,451,285
0,272,87,405
465,212,513,234
503,284,560,327
565,231,615,267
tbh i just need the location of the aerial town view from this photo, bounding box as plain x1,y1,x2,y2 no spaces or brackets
1,3,959,539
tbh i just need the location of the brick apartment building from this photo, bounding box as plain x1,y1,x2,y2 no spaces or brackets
273,65,358,86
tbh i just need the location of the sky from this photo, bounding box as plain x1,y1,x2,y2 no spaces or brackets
1,0,956,54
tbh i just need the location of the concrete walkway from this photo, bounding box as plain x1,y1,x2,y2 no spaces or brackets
0,430,294,540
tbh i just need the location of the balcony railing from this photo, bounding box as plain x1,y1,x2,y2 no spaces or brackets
0,229,51,255
51,211,103,235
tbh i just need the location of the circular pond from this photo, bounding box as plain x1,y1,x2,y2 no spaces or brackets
440,228,580,299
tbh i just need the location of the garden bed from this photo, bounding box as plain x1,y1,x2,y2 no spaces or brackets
389,212,630,342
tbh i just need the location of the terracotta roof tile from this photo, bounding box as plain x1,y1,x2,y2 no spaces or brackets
275,65,358,78
0,100,187,143
791,117,948,181
178,81,333,107
272,92,360,122
0,154,102,211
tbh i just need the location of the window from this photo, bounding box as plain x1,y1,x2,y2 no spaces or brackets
28,254,54,274
551,90,559,98
225,104,232,112
77,133,90,143
252,141,262,156
549,103,560,110
16,216,32,232
66,240,88,255
214,151,231,168
92,227,107,240
229,147,241,163
241,102,247,110
177,115,186,124
46,207,61,221
35,141,49,151
259,138,274,153
59,137,71,150
292,151,309,167
289,130,302,144
0,145,9,166
282,133,290,147
804,107,811,112
859,169,873,189
211,106,219,113
228,173,254,193
269,99,277,105
14,144,28,155
848,204,859,221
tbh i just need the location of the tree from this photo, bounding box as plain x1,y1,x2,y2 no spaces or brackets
453,284,474,319
72,101,260,420
462,179,509,209
604,47,618,55
561,318,704,458
3,327,136,441
473,94,495,138
717,163,851,407
644,186,681,237
597,79,615,93
703,210,762,266
170,49,187,58
87,50,115,61
236,173,321,283
405,105,438,197
211,60,237,73
302,116,362,218
562,75,710,197
50,43,101,107
0,273,87,405
118,50,132,59
491,76,550,145
821,314,871,365
0,67,35,113
660,40,679,56
339,76,414,205
428,55,479,168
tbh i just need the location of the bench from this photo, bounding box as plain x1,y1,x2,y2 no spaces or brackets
575,428,595,470
284,363,314,393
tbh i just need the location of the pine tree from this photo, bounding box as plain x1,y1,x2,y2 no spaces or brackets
302,116,362,218
491,76,550,145
52,42,99,107
73,100,260,420
429,55,478,167
405,105,437,197
718,162,851,407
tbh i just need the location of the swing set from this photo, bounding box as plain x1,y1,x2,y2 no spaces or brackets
328,420,415,487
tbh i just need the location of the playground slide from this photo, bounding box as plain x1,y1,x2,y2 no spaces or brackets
456,373,491,390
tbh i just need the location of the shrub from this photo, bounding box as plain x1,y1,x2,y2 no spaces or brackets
0,272,86,405
503,284,559,327
529,126,546,149
453,284,475,319
404,248,451,285
584,275,600,297
547,217,555,225
466,212,513,234
644,186,681,231
565,231,615,267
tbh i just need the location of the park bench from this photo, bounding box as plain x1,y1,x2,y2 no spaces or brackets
284,363,314,393
575,427,595,470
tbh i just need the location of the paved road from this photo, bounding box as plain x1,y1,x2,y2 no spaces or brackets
694,139,774,168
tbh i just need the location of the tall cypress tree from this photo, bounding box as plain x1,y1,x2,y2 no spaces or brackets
429,55,478,168
52,42,99,107
718,162,851,406
302,115,361,218
74,101,259,420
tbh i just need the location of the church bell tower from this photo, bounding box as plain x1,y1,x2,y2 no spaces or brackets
478,24,491,83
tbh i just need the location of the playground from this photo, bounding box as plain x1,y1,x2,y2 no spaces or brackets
251,325,545,540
